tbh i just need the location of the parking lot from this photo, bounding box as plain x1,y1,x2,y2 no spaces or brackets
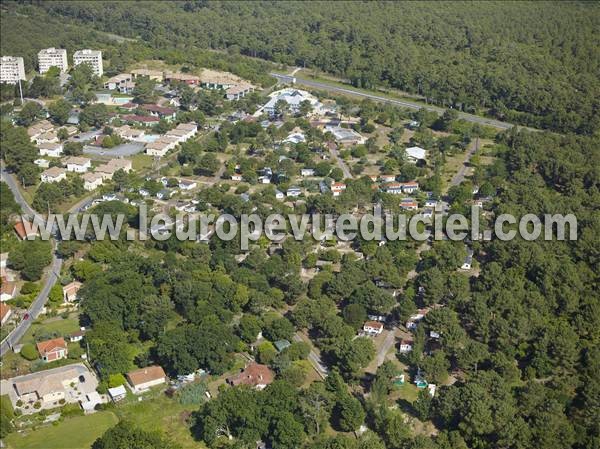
83,141,145,157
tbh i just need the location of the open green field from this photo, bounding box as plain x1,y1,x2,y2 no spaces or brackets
5,411,119,449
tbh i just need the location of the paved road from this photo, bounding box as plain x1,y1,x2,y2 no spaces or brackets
271,73,515,131
328,144,353,180
450,138,479,188
0,168,63,357
375,329,397,368
293,333,328,379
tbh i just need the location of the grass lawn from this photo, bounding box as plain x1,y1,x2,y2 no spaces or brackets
114,391,206,449
130,153,154,171
5,411,119,449
22,313,81,345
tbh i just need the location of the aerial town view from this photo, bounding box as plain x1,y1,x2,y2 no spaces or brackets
0,2,598,449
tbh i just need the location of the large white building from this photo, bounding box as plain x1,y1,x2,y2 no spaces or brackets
38,48,68,74
0,56,26,84
261,88,323,117
73,49,103,76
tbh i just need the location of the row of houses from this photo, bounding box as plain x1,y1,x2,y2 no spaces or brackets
145,122,198,157
40,157,132,190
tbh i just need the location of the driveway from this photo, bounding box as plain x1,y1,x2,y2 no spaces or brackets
83,141,145,157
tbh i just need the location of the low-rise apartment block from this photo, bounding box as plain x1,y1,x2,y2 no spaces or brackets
38,48,68,74
73,49,103,76
0,56,26,84
38,142,63,158
64,156,91,173
40,167,67,183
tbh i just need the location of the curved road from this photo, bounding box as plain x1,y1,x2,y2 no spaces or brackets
271,73,515,131
0,167,63,357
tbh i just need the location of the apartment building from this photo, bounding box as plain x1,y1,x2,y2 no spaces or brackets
38,48,68,74
0,56,26,84
73,49,103,76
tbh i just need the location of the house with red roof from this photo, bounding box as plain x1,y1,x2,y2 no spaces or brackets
226,363,274,390
0,303,12,325
37,337,68,363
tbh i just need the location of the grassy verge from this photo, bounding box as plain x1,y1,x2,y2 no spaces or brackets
5,411,119,449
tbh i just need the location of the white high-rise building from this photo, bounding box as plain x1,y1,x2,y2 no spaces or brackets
38,48,68,74
0,56,26,84
73,49,103,77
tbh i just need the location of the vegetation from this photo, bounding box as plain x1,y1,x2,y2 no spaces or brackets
23,1,600,134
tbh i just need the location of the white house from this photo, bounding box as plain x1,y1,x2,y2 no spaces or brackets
283,132,306,145
178,179,197,190
363,321,384,335
127,366,167,394
34,159,50,168
301,168,315,177
38,142,63,158
108,385,127,402
63,281,83,302
406,146,427,163
275,190,285,200
40,167,67,183
286,186,302,197
261,88,322,116
64,156,91,173
399,339,413,353
231,174,243,181
82,172,104,191
166,122,197,143
399,181,419,194
461,249,474,270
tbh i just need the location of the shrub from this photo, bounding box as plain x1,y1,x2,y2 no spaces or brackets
20,344,38,361
33,401,41,409
15,400,23,407
177,382,208,405
108,373,127,388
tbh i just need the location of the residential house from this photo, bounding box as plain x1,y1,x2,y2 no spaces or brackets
94,158,133,181
275,190,285,200
34,159,50,168
37,337,68,363
325,126,365,146
262,88,322,116
104,73,133,91
274,340,291,352
164,72,199,85
258,175,271,184
64,156,91,173
0,281,17,302
300,168,315,177
399,181,419,194
405,146,427,163
225,83,254,101
10,364,97,412
461,248,474,270
69,329,85,343
145,136,178,157
286,186,302,197
363,321,384,335
383,182,403,195
283,131,306,145
140,104,177,121
108,385,127,402
113,125,145,141
41,166,67,183
80,391,103,413
231,174,243,181
400,198,418,211
380,174,396,183
82,172,104,191
331,182,346,197
399,339,414,353
38,142,63,158
157,189,173,200
36,130,59,144
0,303,12,324
13,221,38,240
63,281,83,302
179,179,197,191
122,114,160,126
127,365,167,394
131,68,164,82
166,124,197,143
226,363,274,390
27,120,54,141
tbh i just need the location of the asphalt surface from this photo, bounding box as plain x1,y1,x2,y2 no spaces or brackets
83,141,145,157
450,138,479,188
328,143,353,180
271,73,515,130
0,167,63,357
293,333,328,379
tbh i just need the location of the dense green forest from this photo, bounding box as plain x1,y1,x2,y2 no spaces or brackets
16,0,600,134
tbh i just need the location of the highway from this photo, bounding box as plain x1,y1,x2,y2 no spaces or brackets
0,167,63,357
271,73,515,131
